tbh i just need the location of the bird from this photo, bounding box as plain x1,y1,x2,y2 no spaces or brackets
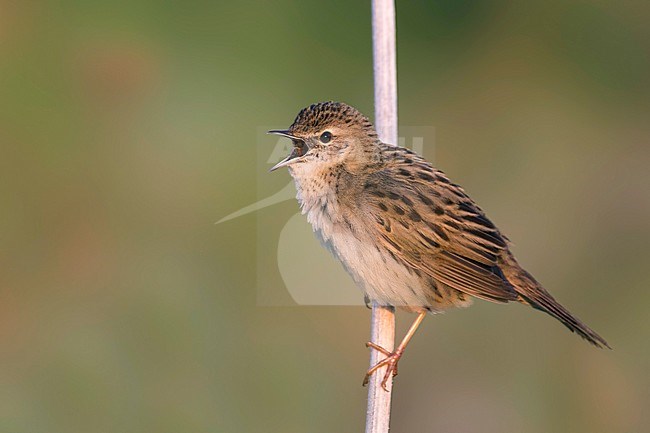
268,101,610,390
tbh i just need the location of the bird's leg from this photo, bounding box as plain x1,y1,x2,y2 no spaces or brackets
363,311,427,391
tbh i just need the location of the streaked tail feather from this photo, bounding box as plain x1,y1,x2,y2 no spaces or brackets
502,254,611,349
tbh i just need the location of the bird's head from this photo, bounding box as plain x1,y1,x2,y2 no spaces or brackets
268,101,381,174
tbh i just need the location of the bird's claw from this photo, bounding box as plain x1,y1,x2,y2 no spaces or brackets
363,341,403,391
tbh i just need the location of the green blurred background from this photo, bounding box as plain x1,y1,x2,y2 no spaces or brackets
1,1,649,432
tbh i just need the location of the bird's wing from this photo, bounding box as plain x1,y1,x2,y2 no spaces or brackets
361,151,518,303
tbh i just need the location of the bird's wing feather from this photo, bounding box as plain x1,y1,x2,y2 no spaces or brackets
361,149,518,303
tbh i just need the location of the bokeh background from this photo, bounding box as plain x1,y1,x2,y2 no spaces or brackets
1,1,649,432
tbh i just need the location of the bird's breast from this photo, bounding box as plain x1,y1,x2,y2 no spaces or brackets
298,190,433,309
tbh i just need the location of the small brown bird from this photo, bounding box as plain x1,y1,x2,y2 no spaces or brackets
269,101,609,390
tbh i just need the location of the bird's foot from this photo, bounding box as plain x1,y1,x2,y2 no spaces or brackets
363,342,403,391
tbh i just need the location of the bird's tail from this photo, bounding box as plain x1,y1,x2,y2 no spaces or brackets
501,253,611,349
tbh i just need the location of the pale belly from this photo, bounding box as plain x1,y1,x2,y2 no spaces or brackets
308,209,448,310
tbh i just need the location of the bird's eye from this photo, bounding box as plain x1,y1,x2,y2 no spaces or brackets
319,131,332,144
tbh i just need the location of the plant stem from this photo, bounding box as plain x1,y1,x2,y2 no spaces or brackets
365,1,397,433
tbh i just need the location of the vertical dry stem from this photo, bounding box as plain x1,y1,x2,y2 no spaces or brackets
365,1,397,433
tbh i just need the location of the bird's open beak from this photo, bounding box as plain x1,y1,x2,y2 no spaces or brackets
267,129,308,171
267,129,297,140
